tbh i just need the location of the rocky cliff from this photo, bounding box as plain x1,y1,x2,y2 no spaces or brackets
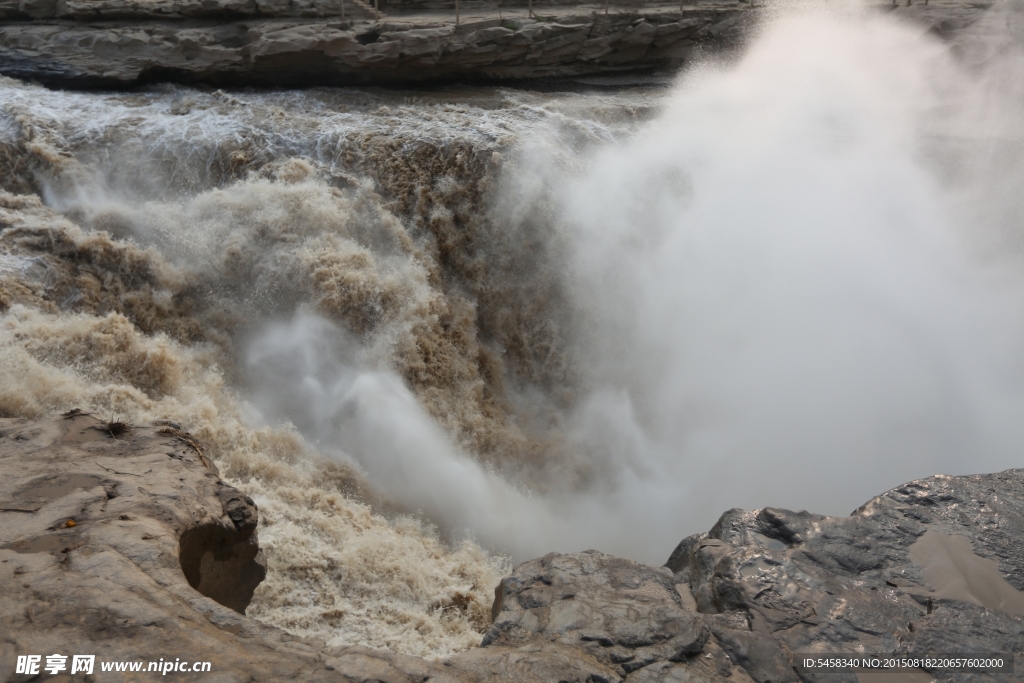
0,0,992,88
2,412,1022,682
0,3,753,88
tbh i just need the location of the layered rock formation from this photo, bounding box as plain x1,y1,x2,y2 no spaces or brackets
0,7,753,87
0,0,994,88
0,3,752,87
3,412,1023,682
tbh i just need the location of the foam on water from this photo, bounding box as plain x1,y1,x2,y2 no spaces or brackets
0,84,654,652
0,195,507,656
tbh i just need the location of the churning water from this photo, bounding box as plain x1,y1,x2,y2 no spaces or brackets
2,0,1023,657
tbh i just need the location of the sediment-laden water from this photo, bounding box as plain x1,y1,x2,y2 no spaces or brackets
2,1,1024,658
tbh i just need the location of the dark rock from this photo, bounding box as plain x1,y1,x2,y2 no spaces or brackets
667,470,1024,683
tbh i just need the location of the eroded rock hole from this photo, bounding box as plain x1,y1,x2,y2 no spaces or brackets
179,524,267,614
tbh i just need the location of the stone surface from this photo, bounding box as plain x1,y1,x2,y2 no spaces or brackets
3,413,1023,682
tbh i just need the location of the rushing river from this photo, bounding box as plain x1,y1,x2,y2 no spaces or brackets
2,1,1024,658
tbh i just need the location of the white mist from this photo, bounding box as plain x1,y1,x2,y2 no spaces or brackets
556,5,1024,557
236,5,1024,565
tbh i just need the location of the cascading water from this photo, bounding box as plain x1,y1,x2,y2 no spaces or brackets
1,0,1023,658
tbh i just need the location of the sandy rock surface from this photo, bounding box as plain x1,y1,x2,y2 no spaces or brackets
0,413,355,681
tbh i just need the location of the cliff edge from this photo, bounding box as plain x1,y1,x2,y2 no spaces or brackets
0,0,994,87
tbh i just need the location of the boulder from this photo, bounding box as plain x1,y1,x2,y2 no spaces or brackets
484,551,708,676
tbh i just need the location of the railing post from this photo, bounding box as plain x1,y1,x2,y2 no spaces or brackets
374,0,379,20
456,0,459,25
604,0,608,14
341,0,345,19
528,0,533,18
